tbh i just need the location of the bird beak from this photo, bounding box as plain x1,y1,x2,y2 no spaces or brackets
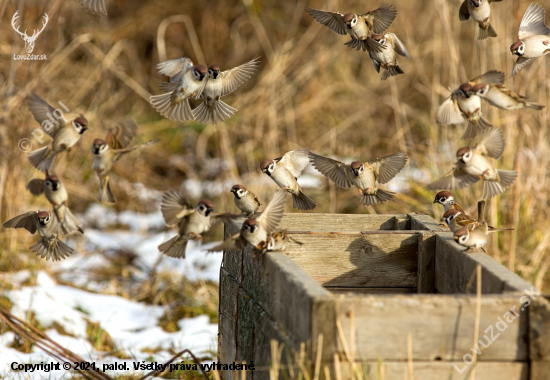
440,216,445,222
454,236,459,242
433,199,438,204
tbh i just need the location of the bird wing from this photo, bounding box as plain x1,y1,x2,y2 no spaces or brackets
518,2,550,39
26,179,45,196
106,120,138,150
369,52,381,72
360,3,397,34
387,33,410,59
459,1,470,21
427,167,481,190
511,56,535,77
257,191,287,234
160,190,194,227
206,233,248,252
306,7,347,35
29,93,66,136
470,70,505,85
277,148,311,179
436,94,465,125
220,57,260,97
475,127,504,159
308,152,352,189
3,211,38,234
157,57,194,82
369,152,408,184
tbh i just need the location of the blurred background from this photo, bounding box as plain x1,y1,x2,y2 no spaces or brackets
0,0,549,374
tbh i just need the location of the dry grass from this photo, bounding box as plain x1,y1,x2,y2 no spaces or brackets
0,0,548,299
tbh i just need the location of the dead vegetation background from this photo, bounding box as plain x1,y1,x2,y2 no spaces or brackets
0,0,549,296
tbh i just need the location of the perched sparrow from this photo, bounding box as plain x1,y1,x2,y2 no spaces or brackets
193,58,260,124
440,199,514,234
256,230,302,253
260,149,316,211
150,57,208,122
207,191,287,252
472,83,544,110
433,191,468,215
158,192,237,258
92,120,159,204
454,225,489,253
510,3,550,77
309,151,407,205
459,0,502,40
369,32,410,80
436,70,504,139
76,0,107,14
307,3,397,53
427,127,517,199
27,93,88,172
2,211,74,261
27,171,84,235
230,184,261,217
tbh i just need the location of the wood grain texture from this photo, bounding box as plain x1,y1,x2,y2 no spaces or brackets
529,296,550,363
435,234,535,294
417,232,435,293
336,294,529,361
326,287,417,294
410,213,450,232
284,233,419,287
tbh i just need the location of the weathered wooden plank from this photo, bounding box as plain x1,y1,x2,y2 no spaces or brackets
417,232,435,293
395,216,410,230
434,234,535,294
218,268,239,379
529,295,550,369
326,287,417,294
285,233,418,287
335,294,529,361
331,361,529,380
410,213,449,232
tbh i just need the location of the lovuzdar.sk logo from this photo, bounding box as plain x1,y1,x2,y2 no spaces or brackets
11,10,48,60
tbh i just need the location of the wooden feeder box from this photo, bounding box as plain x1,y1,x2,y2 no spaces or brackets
218,213,550,380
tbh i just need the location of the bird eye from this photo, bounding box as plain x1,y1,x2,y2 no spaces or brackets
45,180,51,186
440,197,446,202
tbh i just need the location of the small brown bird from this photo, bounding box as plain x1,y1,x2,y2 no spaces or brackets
306,3,397,53
309,151,407,205
3,211,74,261
436,70,504,139
441,201,513,233
207,191,287,252
433,191,468,215
256,230,302,253
427,127,517,199
472,83,544,110
158,192,239,258
459,0,502,40
230,185,261,217
369,32,410,80
27,171,84,235
260,148,316,211
27,93,89,172
76,0,107,15
92,120,159,204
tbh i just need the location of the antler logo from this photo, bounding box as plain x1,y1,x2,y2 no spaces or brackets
11,11,49,54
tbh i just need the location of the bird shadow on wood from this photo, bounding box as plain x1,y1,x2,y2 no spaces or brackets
323,236,418,289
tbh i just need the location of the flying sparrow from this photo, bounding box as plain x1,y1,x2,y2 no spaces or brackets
259,230,302,253
27,93,88,172
92,120,159,204
459,0,502,40
369,32,410,80
193,57,260,124
427,127,517,199
307,3,397,53
260,148,316,211
472,83,544,110
230,184,261,217
454,224,489,253
76,0,107,14
158,192,238,258
3,211,74,261
309,151,407,205
436,70,504,139
26,171,84,235
150,57,208,122
510,3,550,77
207,190,287,252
